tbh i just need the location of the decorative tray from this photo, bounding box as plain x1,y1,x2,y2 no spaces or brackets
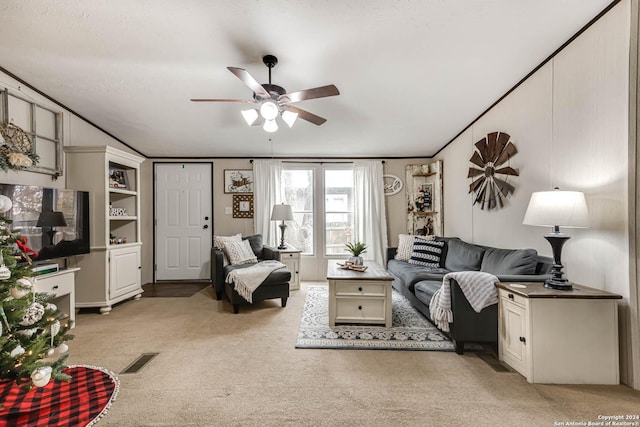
337,262,368,272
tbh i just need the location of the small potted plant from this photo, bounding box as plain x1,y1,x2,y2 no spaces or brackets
345,241,367,265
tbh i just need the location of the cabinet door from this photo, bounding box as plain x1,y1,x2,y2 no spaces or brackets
499,296,528,377
109,246,141,299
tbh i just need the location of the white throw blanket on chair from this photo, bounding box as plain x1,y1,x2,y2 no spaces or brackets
429,271,499,332
225,260,286,303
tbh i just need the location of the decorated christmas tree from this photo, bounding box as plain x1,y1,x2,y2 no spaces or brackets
0,195,73,390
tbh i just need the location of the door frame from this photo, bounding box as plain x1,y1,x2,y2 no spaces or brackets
152,161,214,283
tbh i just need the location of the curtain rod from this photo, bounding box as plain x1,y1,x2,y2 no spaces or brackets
249,159,385,164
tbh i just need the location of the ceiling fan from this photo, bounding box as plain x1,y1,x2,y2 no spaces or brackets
191,55,340,132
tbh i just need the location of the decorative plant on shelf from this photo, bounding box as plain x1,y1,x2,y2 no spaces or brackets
345,241,367,265
0,195,73,392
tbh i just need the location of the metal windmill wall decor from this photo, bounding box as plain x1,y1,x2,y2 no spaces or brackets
467,131,519,210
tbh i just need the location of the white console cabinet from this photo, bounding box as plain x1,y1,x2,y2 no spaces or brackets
34,267,80,328
65,146,143,314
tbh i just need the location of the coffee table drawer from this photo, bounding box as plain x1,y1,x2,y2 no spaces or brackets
335,281,386,296
335,297,386,322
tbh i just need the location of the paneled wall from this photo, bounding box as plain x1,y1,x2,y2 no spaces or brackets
436,0,634,386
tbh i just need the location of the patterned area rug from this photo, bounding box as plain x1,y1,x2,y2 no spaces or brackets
296,284,455,351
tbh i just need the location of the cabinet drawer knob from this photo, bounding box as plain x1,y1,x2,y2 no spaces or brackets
358,287,363,292
358,305,362,310
508,293,514,299
519,336,526,343
53,285,59,290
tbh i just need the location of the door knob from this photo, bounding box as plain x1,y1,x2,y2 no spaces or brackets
204,216,209,220
203,224,209,229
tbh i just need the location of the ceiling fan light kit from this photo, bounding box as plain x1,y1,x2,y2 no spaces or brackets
191,55,339,132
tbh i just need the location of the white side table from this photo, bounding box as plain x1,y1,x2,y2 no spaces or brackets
279,247,301,290
34,267,80,329
497,281,621,384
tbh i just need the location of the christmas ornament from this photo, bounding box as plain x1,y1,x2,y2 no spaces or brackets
31,366,52,387
17,327,37,337
58,342,69,353
50,320,60,337
10,345,25,357
47,348,55,357
20,302,45,326
45,303,57,311
0,265,10,280
0,195,12,213
10,285,29,299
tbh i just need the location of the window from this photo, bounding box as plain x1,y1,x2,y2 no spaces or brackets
281,165,354,257
282,168,314,255
0,89,63,176
324,169,353,256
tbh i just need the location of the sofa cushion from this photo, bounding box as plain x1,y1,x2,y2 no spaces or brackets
395,234,435,261
409,239,445,268
481,248,538,275
224,239,258,265
414,280,442,308
444,239,485,271
243,234,264,258
214,233,242,266
387,259,448,291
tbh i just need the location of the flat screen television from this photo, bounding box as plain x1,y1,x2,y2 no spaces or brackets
0,183,90,263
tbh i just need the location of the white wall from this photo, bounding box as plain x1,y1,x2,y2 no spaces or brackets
437,1,633,385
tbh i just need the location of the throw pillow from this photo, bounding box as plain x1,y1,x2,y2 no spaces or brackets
395,234,435,261
214,234,242,266
408,239,445,268
243,234,264,258
223,239,258,266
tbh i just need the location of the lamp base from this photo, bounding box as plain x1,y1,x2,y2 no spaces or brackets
544,277,573,291
278,222,287,250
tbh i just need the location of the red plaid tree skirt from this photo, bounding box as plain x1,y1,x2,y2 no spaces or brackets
0,365,119,427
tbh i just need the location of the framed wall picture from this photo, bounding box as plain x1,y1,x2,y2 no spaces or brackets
233,194,253,218
224,169,254,193
108,168,129,189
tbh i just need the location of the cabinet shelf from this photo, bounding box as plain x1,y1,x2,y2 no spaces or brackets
411,211,438,216
109,216,137,221
109,188,136,196
412,172,436,177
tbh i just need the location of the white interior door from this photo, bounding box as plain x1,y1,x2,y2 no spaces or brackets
155,163,212,281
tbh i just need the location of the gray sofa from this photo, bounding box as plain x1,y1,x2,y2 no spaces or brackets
387,237,552,354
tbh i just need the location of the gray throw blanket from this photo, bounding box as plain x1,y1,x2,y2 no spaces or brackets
429,271,499,332
225,260,286,303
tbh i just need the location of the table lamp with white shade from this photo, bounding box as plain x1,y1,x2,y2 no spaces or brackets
271,204,293,249
522,187,589,290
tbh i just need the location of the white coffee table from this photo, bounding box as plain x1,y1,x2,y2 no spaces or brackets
326,260,394,327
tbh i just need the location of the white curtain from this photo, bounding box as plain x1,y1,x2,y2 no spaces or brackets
353,160,388,265
253,159,283,246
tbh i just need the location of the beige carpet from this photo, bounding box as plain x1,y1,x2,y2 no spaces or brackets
66,282,640,427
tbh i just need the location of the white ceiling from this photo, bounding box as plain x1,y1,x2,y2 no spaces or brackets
0,0,614,159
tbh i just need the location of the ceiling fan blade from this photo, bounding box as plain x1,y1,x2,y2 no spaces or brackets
279,84,340,103
494,166,519,176
190,98,256,103
282,105,327,125
227,67,271,99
